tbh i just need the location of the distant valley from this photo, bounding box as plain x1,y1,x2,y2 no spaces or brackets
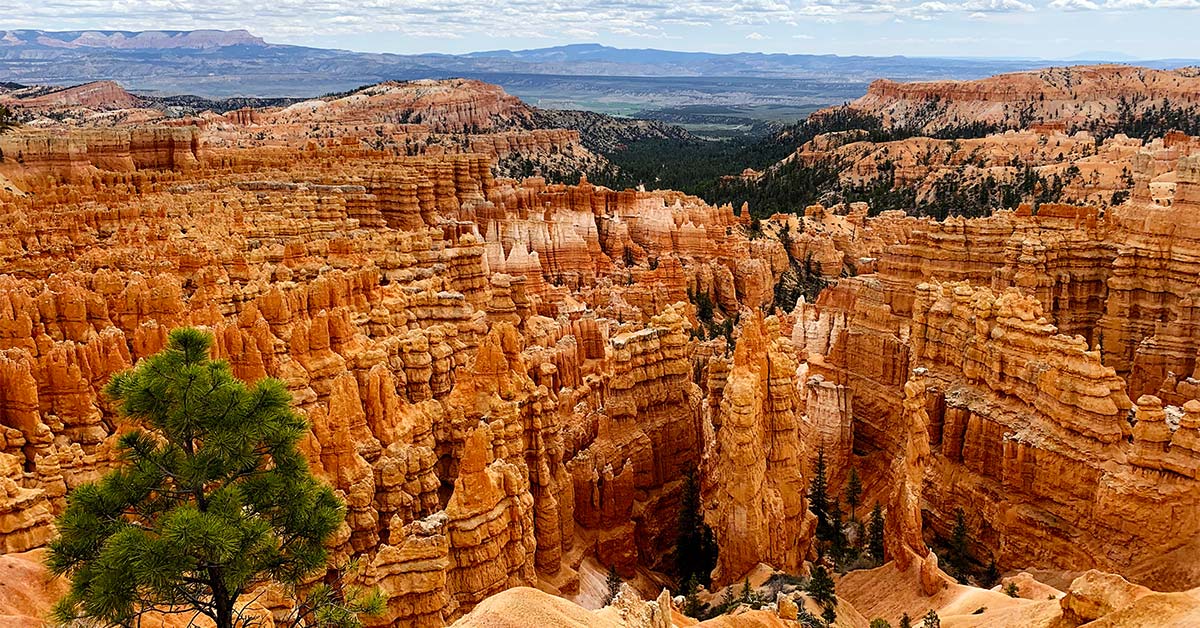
4,29,1198,127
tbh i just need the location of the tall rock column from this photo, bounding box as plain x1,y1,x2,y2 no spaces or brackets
886,372,933,572
701,312,815,585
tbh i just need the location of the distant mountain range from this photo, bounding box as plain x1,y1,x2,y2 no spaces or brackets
2,29,1196,117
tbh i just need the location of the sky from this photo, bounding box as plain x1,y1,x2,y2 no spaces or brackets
4,0,1200,60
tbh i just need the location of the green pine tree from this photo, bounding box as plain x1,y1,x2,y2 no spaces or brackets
982,559,1001,588
46,328,380,628
677,471,717,586
806,564,837,617
845,468,862,523
949,507,971,582
868,503,886,564
828,498,850,565
605,565,623,605
682,576,704,618
922,609,941,628
809,447,830,543
899,612,912,628
719,582,735,613
740,577,753,604
0,105,15,136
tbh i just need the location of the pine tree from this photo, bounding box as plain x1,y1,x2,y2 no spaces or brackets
719,582,735,612
806,564,837,618
949,507,970,582
845,468,862,523
868,503,886,564
0,105,15,136
682,576,704,618
677,471,717,586
822,605,837,625
982,559,1001,588
46,328,380,628
899,612,912,628
809,447,830,542
739,577,753,604
828,498,850,564
922,609,940,628
605,565,623,605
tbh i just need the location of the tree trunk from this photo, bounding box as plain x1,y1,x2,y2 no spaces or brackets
211,568,234,628
215,593,234,628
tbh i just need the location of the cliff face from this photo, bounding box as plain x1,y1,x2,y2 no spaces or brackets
791,130,1151,212
269,79,530,133
1,80,143,109
848,65,1200,132
0,126,201,186
793,172,1200,590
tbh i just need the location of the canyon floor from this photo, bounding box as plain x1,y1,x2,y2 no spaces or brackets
1,66,1199,627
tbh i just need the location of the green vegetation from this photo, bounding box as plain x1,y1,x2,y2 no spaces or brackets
577,101,1122,221
1005,582,1021,598
1080,97,1200,140
0,105,16,161
982,559,1002,588
845,468,863,523
676,471,718,588
948,507,972,583
702,583,739,619
583,105,1028,220
871,619,893,628
605,565,623,605
806,564,838,624
867,503,886,566
0,105,15,135
772,222,830,310
46,328,380,628
922,608,941,628
681,576,706,618
808,447,853,567
808,447,831,538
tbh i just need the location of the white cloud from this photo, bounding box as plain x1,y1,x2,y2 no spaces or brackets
0,0,1196,52
746,31,769,40
964,0,1035,11
1050,0,1101,9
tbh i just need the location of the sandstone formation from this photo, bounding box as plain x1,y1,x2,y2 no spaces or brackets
846,65,1200,134
701,313,815,585
0,94,798,624
4,72,1200,627
792,179,1200,590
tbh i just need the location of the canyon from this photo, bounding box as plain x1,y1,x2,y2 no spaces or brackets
0,72,1199,628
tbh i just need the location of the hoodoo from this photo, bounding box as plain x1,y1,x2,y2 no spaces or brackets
2,47,1200,628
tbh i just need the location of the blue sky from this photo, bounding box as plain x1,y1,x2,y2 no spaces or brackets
5,0,1200,60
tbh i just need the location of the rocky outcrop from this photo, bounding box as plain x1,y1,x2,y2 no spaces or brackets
846,65,1200,133
0,126,201,188
3,80,142,110
701,313,815,585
